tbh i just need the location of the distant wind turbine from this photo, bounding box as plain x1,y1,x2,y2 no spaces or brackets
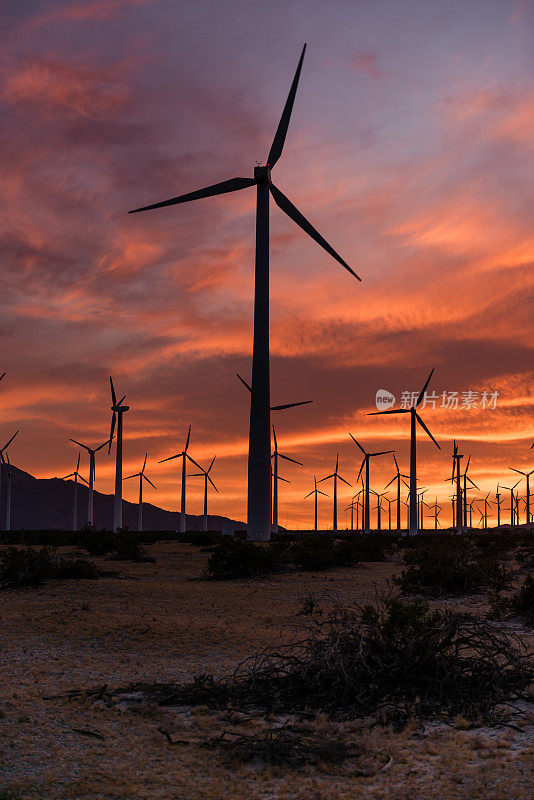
318,455,351,532
69,437,110,527
369,369,440,534
159,426,202,533
0,430,19,518
60,452,88,531
384,453,409,532
451,441,464,534
190,456,218,532
124,453,157,532
130,45,358,542
500,481,520,527
349,434,393,534
304,476,328,532
108,377,129,532
508,466,533,525
495,484,502,527
271,426,302,533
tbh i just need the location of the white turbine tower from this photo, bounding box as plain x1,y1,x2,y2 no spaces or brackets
123,453,156,532
0,430,19,518
69,437,110,527
108,377,129,533
60,452,88,531
190,456,218,532
159,426,202,533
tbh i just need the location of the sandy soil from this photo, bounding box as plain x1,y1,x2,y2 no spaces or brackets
0,541,532,799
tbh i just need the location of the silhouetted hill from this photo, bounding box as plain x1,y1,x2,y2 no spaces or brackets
0,465,245,532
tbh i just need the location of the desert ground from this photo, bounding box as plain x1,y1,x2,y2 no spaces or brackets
0,540,532,800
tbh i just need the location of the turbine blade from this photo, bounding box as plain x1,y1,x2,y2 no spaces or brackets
304,490,314,499
95,438,111,453
61,473,75,480
236,373,252,393
142,452,148,473
207,456,216,474
116,395,126,407
338,474,352,487
416,368,435,407
186,454,202,471
369,450,395,457
279,453,302,465
318,474,334,483
368,409,409,416
508,467,524,476
129,177,256,214
277,475,291,483
207,475,218,493
158,453,181,464
110,376,117,406
1,429,19,452
108,412,116,454
144,475,157,490
70,438,90,452
267,44,307,168
78,474,89,485
76,452,81,471
123,473,138,480
384,476,396,489
185,425,191,452
415,413,441,450
272,399,313,411
269,183,360,279
392,452,399,473
356,458,365,482
349,433,366,455
272,425,277,451
317,490,328,497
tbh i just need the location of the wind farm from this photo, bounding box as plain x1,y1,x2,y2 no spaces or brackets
1,3,533,799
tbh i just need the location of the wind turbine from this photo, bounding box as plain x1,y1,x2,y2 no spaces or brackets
69,437,110,527
130,46,358,542
370,489,388,531
462,456,478,528
495,484,502,527
271,426,302,533
159,426,202,533
369,369,440,534
318,455,351,532
479,492,491,530
427,497,442,530
190,456,218,532
304,476,328,532
3,453,14,532
508,467,533,525
0,430,19,514
384,453,409,532
107,377,130,533
349,435,393,534
124,453,157,532
500,481,520,527
60,452,88,531
451,440,464,534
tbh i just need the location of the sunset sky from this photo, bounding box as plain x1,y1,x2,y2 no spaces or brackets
1,0,533,528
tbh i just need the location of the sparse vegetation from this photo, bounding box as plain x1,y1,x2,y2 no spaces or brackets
396,538,509,596
148,597,531,726
205,537,285,580
0,546,103,589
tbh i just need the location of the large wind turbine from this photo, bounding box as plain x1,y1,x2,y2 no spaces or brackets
304,476,328,532
60,452,88,531
349,435,393,534
130,45,358,541
159,426,202,533
190,456,218,532
69,437,109,527
0,430,19,513
369,370,440,535
108,377,129,533
501,480,520,526
384,453,409,532
271,426,302,533
124,453,157,532
508,466,533,526
451,441,464,534
318,455,351,532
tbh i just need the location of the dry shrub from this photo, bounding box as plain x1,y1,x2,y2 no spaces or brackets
396,538,509,596
0,546,103,588
152,598,532,725
205,538,285,580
